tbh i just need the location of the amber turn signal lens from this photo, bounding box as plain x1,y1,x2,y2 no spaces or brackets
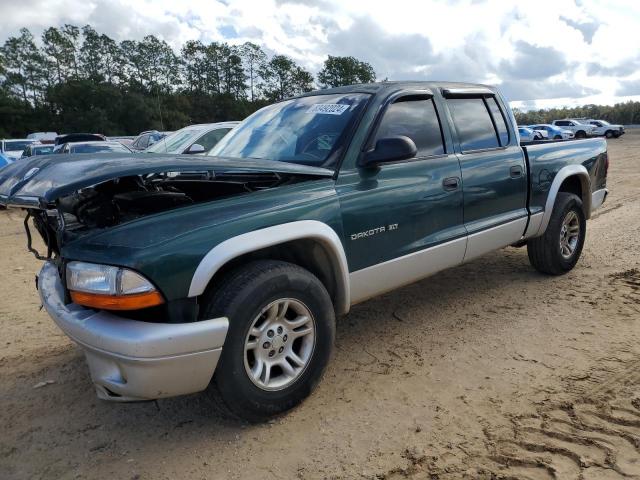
70,290,164,311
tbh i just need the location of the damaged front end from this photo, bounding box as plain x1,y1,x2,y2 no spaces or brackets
0,154,333,261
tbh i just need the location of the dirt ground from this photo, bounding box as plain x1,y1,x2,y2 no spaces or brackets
1,132,639,480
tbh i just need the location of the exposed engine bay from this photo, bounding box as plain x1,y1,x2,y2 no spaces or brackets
25,170,308,259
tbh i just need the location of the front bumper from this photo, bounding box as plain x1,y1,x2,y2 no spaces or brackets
38,261,228,401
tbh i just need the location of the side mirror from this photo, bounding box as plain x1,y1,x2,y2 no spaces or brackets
185,143,205,154
360,136,417,167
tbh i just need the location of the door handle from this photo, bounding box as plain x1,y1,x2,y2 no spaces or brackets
510,166,523,178
442,177,460,191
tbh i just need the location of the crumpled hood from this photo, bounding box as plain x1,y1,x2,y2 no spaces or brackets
0,153,332,207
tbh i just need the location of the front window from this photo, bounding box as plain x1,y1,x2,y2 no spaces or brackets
210,93,370,168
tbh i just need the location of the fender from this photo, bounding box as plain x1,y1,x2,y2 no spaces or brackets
533,164,591,237
188,220,351,315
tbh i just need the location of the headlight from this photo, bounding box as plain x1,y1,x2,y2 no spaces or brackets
66,261,164,310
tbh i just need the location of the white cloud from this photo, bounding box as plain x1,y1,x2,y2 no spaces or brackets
0,0,639,108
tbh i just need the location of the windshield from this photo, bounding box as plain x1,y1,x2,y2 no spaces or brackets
34,145,54,155
5,141,32,152
209,93,369,168
146,126,205,153
70,143,130,153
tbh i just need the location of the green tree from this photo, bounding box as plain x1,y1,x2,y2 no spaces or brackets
259,55,314,101
317,55,375,88
240,42,267,102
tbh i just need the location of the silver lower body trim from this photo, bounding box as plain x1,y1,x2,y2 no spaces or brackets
591,188,608,212
38,262,228,401
464,217,528,262
523,212,544,239
349,237,467,305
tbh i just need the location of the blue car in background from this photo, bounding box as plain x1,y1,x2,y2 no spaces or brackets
0,151,11,169
527,124,574,140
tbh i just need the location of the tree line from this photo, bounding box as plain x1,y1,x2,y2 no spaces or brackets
0,25,376,138
513,102,640,126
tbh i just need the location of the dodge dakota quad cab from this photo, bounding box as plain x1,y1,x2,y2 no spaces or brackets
0,82,609,421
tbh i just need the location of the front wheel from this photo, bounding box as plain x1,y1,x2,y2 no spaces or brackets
575,130,586,139
527,192,586,275
554,135,562,140
202,260,335,422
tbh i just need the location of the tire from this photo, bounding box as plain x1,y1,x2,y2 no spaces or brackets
554,135,562,140
202,260,335,422
527,192,586,275
575,130,586,139
613,131,621,138
605,130,614,138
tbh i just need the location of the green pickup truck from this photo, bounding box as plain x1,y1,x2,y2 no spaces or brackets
0,82,608,421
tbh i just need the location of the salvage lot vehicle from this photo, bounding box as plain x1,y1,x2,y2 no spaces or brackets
527,123,574,140
1,139,37,161
145,122,238,154
55,140,133,154
586,119,625,138
552,119,597,138
21,143,56,158
0,82,608,421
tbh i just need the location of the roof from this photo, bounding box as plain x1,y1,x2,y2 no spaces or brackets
297,81,496,98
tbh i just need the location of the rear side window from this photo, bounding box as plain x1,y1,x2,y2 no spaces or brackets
448,98,500,152
374,98,445,157
486,97,509,146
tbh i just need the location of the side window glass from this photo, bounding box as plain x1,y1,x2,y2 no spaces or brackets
373,98,445,157
487,97,509,146
448,97,500,152
195,128,232,151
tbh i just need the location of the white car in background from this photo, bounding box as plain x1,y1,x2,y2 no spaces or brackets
145,122,239,155
551,119,597,139
0,139,37,161
584,119,625,138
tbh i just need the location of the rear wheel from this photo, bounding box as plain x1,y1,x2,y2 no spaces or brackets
575,130,586,139
527,193,586,275
202,260,335,422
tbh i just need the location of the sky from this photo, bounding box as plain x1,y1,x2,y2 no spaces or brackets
1,0,639,110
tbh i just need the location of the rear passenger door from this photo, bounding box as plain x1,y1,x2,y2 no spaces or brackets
443,91,528,261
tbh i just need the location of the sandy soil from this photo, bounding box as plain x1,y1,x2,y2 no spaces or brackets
1,132,639,480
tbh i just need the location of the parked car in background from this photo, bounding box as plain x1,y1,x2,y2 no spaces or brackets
551,119,596,139
27,132,57,143
145,122,239,155
1,139,37,161
56,141,133,154
528,124,574,140
584,120,625,138
54,133,107,146
518,127,538,142
130,130,172,151
21,143,56,158
108,136,136,147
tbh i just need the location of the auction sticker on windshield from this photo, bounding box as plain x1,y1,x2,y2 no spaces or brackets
306,104,349,115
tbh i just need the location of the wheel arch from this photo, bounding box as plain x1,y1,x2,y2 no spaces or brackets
535,165,591,236
188,221,351,315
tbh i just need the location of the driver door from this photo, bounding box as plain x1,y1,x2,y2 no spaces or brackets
336,93,466,303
